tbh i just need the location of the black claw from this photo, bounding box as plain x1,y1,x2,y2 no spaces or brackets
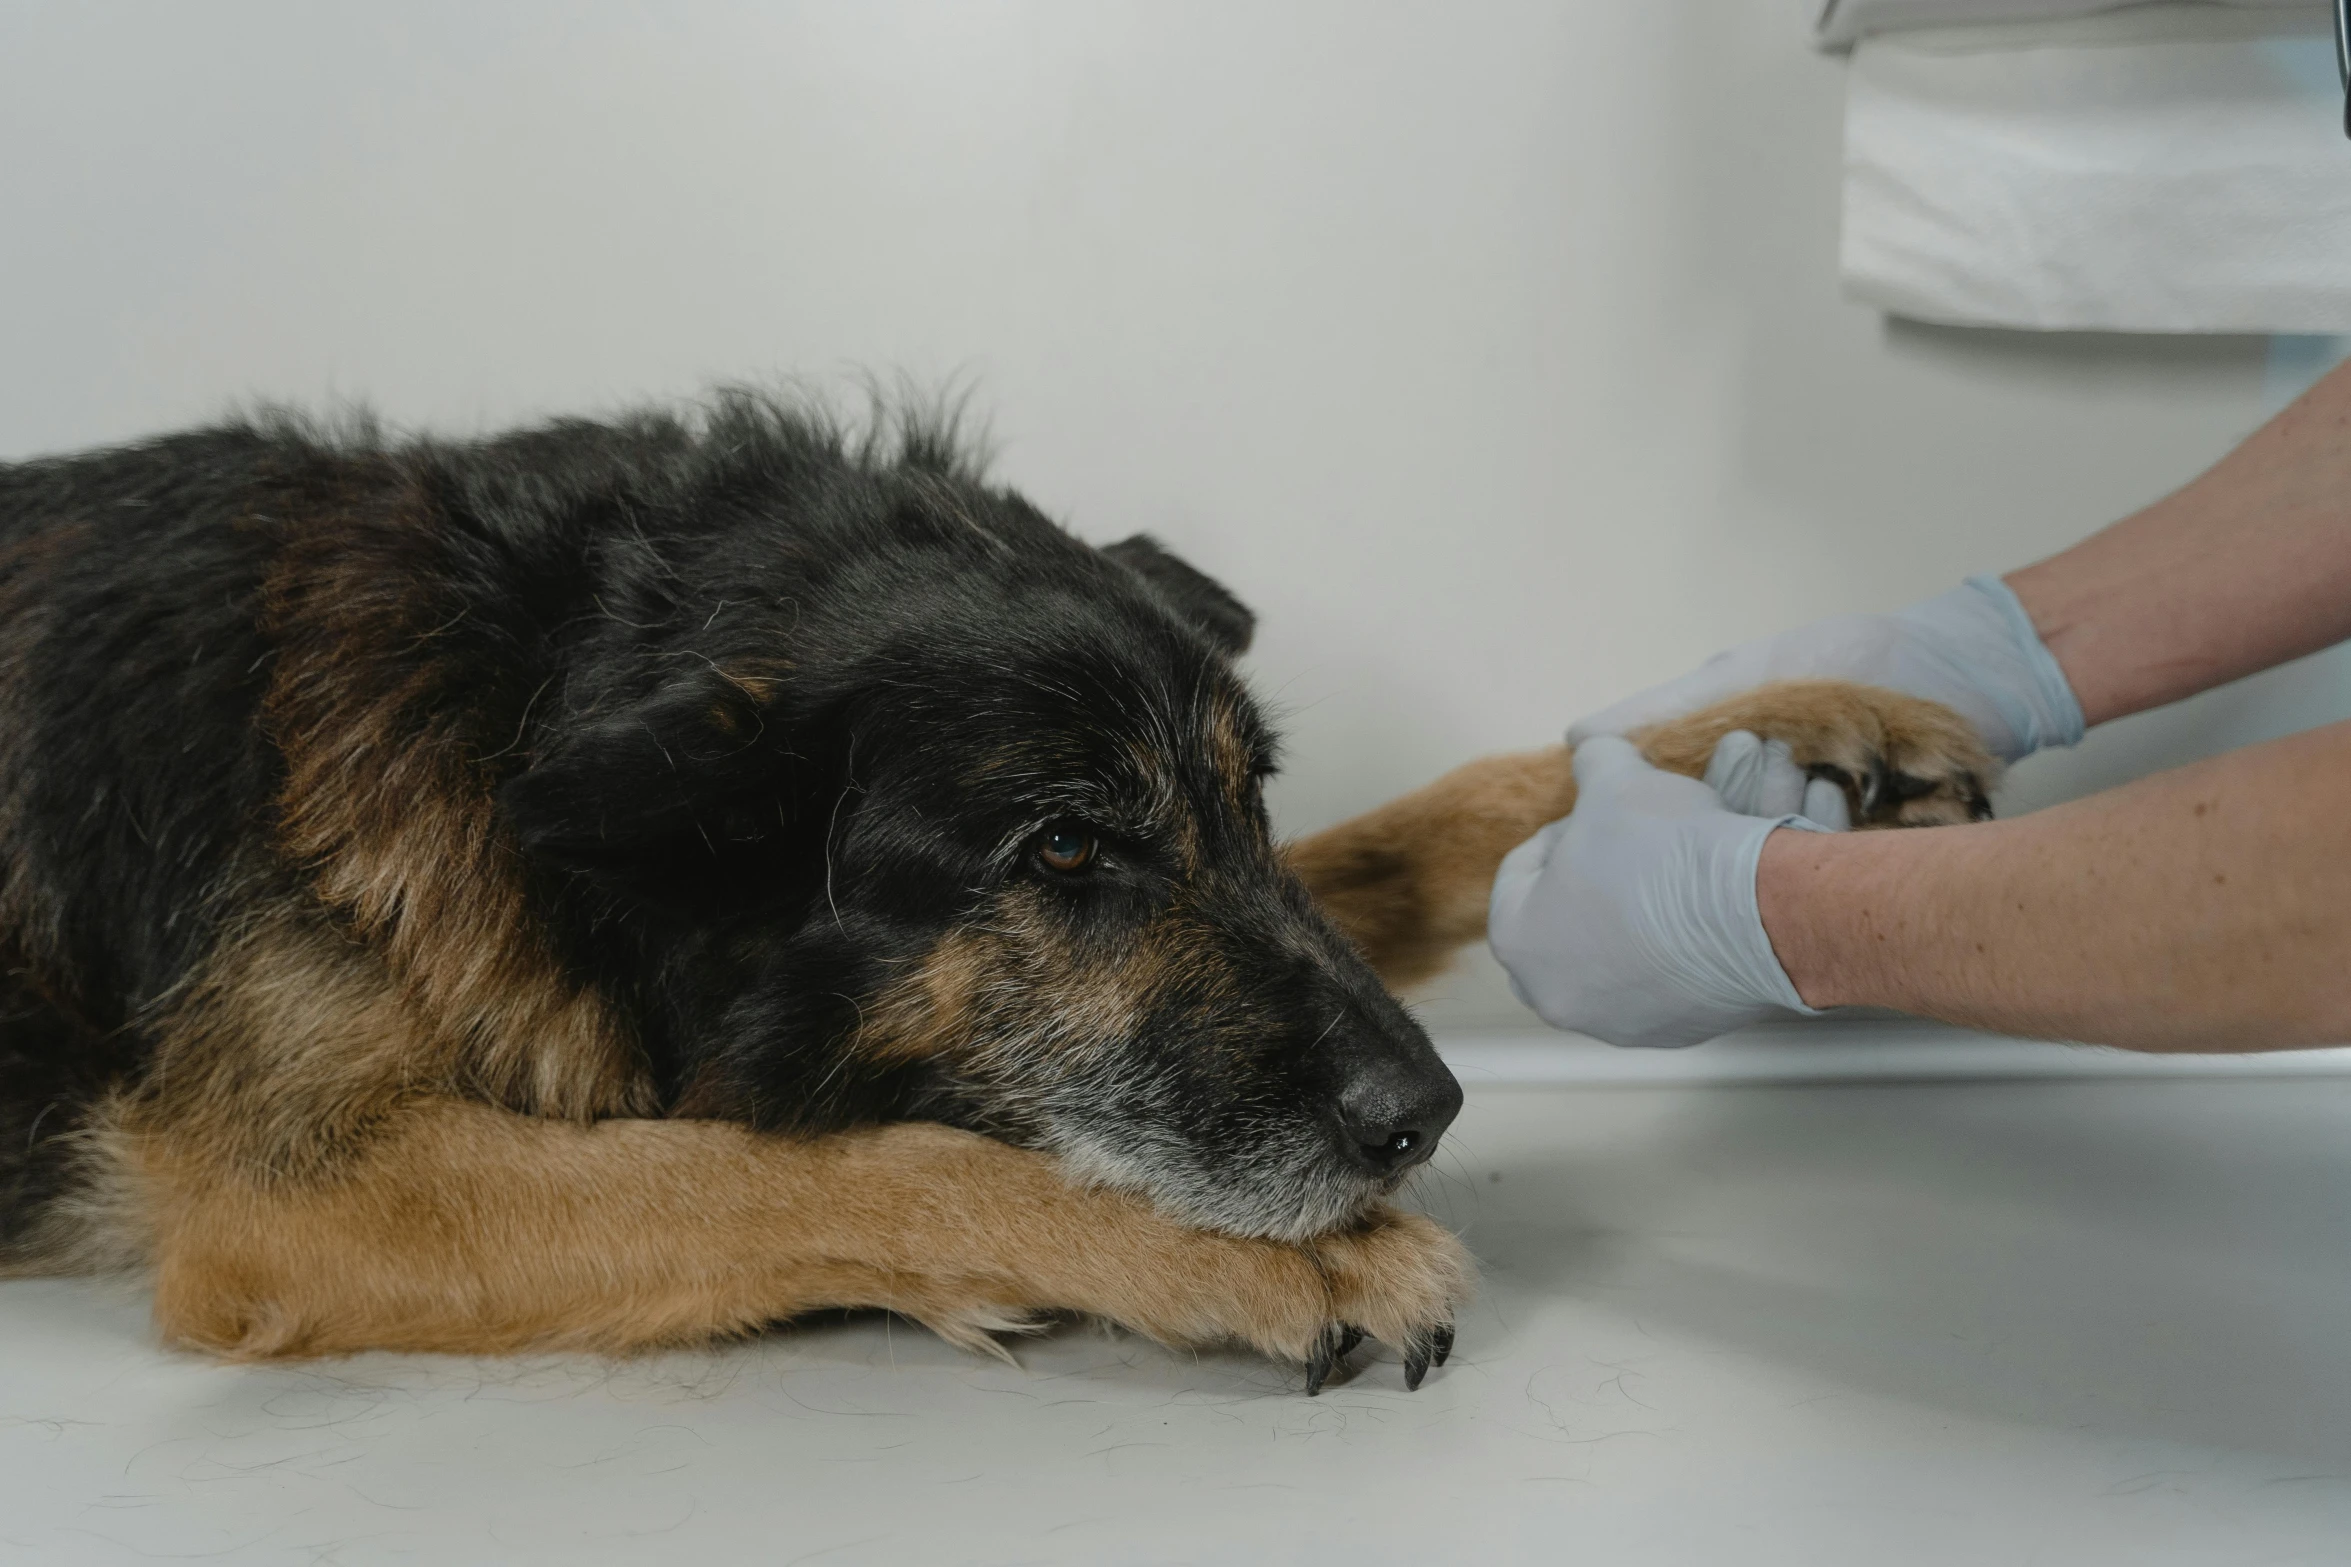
1962,774,1995,822
1304,1327,1339,1396
1306,1323,1369,1395
1403,1339,1431,1392
1430,1323,1454,1367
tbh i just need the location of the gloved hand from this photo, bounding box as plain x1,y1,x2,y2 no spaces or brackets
1701,728,1854,831
1568,576,2084,765
1488,736,1826,1049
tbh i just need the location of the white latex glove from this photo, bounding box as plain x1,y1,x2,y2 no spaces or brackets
1488,737,1827,1049
1568,576,2084,765
1702,728,1852,831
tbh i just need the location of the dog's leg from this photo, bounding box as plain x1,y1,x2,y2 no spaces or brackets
124,1101,1467,1369
1286,748,1577,991
1289,679,1995,989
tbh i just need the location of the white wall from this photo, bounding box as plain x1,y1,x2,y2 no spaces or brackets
0,1,2301,1027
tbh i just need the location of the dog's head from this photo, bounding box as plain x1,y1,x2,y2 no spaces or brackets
502,450,1459,1241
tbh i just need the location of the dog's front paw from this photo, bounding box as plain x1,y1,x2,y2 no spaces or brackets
1084,1201,1471,1393
1636,679,1998,829
1189,1206,1470,1393
1298,1206,1472,1392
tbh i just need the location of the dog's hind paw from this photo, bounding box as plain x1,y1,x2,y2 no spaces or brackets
1634,679,1999,829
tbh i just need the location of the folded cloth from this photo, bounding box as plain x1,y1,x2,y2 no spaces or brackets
1819,0,2313,48
1840,4,2351,333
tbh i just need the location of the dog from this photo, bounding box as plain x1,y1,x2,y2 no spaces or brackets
0,393,1996,1391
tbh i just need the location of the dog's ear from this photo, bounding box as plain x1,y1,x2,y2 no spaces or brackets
1102,534,1255,656
500,669,825,903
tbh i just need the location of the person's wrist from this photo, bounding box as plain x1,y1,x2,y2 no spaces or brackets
1754,825,1861,1010
2000,563,2114,729
1914,575,2085,760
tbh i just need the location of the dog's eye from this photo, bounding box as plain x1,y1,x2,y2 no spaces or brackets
1034,822,1098,874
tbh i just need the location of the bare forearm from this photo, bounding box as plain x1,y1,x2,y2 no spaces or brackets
1758,720,2351,1051
2005,357,2351,727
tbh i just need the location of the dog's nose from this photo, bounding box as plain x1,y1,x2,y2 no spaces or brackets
1337,1059,1464,1176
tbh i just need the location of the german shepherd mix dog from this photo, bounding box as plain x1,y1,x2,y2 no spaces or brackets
0,394,1996,1391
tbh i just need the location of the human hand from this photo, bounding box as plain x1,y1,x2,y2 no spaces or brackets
1567,577,2083,764
1700,727,1852,831
1487,736,1825,1049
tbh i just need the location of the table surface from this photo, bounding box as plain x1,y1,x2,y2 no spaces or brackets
6,1075,2351,1566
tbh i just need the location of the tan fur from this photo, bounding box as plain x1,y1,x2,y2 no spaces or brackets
848,887,1185,1074
4,1094,150,1279
1290,680,1998,990
275,781,648,1120
118,1099,1468,1362
262,491,652,1124
138,908,446,1180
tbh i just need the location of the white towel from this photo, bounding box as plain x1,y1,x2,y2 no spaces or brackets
1839,5,2351,333
1820,0,2316,48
